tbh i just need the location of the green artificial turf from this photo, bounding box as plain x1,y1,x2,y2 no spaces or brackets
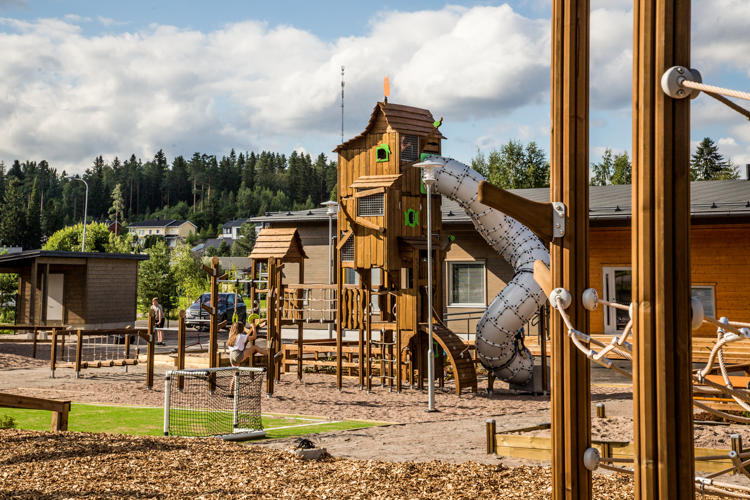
0,404,382,440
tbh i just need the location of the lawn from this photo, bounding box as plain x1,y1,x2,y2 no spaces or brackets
0,404,382,439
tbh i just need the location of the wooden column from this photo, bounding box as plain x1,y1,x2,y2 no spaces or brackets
274,259,283,383
632,0,694,496
550,0,591,498
41,264,50,326
266,259,276,396
336,264,344,391
208,256,220,369
29,259,38,325
146,310,155,389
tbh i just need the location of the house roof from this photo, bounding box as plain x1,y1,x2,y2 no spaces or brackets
0,250,149,269
248,228,308,262
248,180,750,225
334,102,445,152
221,218,248,229
127,219,196,228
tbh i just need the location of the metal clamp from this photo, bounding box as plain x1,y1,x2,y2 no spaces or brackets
661,66,703,100
552,203,565,238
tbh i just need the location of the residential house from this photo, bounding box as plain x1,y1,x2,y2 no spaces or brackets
127,219,197,247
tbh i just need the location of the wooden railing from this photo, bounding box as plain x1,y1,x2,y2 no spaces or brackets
0,393,71,431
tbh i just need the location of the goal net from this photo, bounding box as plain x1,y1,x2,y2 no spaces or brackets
164,367,265,440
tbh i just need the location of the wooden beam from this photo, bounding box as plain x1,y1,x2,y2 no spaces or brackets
354,217,385,234
354,187,386,198
336,231,353,251
550,0,591,497
632,0,695,496
533,260,553,299
477,181,555,242
29,260,37,325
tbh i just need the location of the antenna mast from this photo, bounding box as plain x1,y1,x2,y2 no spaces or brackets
341,66,345,144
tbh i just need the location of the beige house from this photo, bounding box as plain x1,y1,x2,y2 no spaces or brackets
127,219,197,247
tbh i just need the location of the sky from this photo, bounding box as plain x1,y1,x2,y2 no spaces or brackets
1,0,750,177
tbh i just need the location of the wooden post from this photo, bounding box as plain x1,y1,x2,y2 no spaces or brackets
177,310,186,391
32,331,38,359
147,309,155,389
29,259,37,325
75,329,83,378
358,288,366,390
41,264,49,326
51,402,70,432
208,256,220,369
274,259,283,383
550,0,591,497
336,263,344,391
486,419,496,454
540,305,548,393
266,260,275,396
732,434,743,476
632,0,694,496
50,329,57,377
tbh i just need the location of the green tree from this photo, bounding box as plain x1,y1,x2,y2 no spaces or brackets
171,241,207,305
691,137,727,181
471,149,489,179
591,149,614,186
0,179,28,248
25,177,43,249
137,240,177,316
714,159,741,180
231,222,257,257
611,152,632,185
43,222,122,253
217,240,231,257
0,250,18,325
522,142,550,188
475,140,550,189
109,183,126,234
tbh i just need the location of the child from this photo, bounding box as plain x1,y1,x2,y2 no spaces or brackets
228,320,267,367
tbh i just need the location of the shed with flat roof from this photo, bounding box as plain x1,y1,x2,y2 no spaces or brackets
0,250,149,329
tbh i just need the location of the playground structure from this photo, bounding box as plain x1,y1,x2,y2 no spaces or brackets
46,309,158,389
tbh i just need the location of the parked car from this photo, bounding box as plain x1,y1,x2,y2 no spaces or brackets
186,292,247,331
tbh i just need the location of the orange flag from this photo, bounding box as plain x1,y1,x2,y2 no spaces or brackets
384,76,390,98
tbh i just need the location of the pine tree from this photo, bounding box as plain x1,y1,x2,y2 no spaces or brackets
0,179,28,248
25,177,42,249
691,137,726,181
591,149,614,186
231,222,257,257
523,142,549,188
109,183,126,234
137,240,177,317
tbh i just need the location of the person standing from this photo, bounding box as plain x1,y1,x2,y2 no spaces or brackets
151,297,165,345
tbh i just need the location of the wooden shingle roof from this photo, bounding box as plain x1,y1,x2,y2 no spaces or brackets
248,228,307,262
350,174,402,190
334,102,445,152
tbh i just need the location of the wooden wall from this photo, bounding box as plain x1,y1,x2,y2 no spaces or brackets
86,259,139,325
17,264,87,326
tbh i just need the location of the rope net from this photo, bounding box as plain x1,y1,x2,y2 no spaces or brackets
549,291,750,496
166,367,265,438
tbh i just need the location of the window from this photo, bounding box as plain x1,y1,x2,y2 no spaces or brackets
376,144,390,162
344,268,359,285
692,286,715,317
171,229,177,234
148,230,152,235
156,229,160,234
341,237,354,262
357,193,384,217
602,267,632,333
448,262,485,307
400,134,419,162
138,230,144,236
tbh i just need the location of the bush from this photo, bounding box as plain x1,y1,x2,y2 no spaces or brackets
0,414,16,429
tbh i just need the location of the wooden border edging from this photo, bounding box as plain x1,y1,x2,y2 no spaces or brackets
0,393,70,431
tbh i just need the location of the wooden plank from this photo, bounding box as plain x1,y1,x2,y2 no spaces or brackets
355,217,385,234
354,187,386,198
0,393,69,413
478,181,555,242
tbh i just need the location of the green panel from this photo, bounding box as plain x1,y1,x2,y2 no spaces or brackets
376,144,390,163
404,208,419,228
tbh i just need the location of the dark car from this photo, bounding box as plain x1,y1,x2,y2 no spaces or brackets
185,292,247,331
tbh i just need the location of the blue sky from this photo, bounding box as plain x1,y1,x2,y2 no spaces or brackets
1,0,749,177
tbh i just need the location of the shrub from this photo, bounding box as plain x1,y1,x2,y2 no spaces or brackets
0,414,16,429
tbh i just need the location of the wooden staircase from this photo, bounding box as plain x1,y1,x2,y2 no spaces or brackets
419,323,477,394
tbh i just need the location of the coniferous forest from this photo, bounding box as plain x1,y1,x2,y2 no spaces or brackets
0,149,338,250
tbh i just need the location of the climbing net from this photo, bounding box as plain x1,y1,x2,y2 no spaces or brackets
549,286,750,497
280,287,338,323
61,331,143,366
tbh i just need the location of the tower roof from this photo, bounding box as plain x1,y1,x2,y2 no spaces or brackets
334,102,446,152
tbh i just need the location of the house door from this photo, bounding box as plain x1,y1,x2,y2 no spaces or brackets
47,274,64,323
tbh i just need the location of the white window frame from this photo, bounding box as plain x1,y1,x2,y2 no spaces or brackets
692,285,716,318
447,261,486,308
602,266,632,333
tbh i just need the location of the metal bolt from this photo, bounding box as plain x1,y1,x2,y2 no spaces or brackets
556,224,560,228
677,89,685,96
677,67,684,74
559,230,564,235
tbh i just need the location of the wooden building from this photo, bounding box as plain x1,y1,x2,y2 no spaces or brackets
0,250,149,329
250,179,750,339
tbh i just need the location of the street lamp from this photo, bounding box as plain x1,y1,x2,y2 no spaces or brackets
414,156,445,412
66,176,89,252
321,201,339,339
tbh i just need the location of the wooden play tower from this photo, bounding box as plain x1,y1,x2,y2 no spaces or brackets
333,101,477,394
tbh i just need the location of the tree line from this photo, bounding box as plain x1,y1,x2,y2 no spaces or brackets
0,149,338,249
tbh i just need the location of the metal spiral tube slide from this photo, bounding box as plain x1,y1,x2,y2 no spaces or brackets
431,156,550,384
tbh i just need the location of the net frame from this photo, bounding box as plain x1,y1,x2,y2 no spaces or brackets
164,367,266,441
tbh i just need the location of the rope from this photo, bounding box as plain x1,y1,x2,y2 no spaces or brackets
693,400,750,424
704,91,750,121
681,80,750,102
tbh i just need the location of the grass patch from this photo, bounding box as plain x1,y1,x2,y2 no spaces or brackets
0,404,383,439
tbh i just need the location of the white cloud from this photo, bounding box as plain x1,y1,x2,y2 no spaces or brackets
64,14,91,23
97,15,127,27
0,6,557,174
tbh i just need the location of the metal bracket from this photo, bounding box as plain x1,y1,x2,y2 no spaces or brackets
552,203,565,238
661,66,703,100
